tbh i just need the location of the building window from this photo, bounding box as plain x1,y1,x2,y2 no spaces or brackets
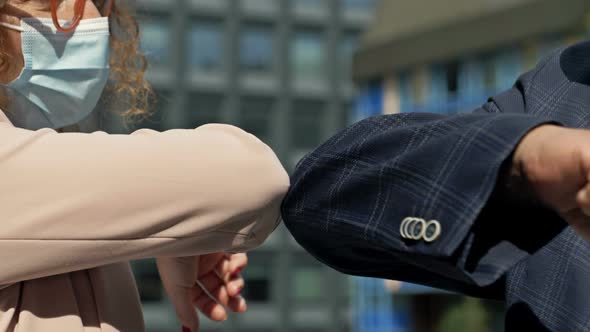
445,61,460,94
132,259,162,303
292,100,325,149
492,49,523,91
291,254,323,302
242,253,274,303
352,80,383,119
240,24,275,73
191,0,228,10
186,93,224,128
140,18,171,66
339,31,360,79
238,97,274,143
188,20,224,71
341,0,377,11
412,67,429,105
293,0,325,10
482,57,496,91
291,29,326,81
244,278,271,303
341,102,352,127
240,0,277,12
457,59,489,98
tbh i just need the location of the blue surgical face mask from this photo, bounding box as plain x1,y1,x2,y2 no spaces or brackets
0,17,110,130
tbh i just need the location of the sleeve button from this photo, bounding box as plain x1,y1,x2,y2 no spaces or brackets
423,220,441,242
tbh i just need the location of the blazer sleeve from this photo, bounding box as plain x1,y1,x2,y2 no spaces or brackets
281,102,567,299
0,118,289,286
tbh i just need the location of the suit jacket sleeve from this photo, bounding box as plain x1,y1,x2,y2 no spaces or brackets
281,86,567,299
0,113,289,286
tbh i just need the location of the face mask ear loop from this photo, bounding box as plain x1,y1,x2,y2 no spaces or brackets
0,21,24,32
51,0,86,33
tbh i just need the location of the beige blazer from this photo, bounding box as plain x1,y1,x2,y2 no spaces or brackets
0,110,289,331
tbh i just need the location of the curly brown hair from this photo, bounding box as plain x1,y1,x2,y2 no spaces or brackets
103,0,154,120
0,0,154,120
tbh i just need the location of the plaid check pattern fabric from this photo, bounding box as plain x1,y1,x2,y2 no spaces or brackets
282,41,590,331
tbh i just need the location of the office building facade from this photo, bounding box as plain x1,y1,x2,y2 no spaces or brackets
102,1,378,331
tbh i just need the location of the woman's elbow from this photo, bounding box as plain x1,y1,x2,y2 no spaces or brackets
201,124,289,248
232,134,289,249
219,124,289,211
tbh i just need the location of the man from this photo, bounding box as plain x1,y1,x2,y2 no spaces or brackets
281,41,590,331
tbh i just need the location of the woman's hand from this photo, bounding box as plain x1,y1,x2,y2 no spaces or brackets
193,253,248,321
156,253,249,332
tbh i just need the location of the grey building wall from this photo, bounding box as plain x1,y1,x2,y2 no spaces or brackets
102,1,378,331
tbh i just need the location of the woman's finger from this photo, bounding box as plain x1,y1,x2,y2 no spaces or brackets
196,283,246,315
226,276,245,298
156,257,200,332
219,254,248,281
194,292,227,322
197,274,223,293
201,283,233,309
226,295,247,314
213,257,231,280
193,274,246,310
193,271,224,299
198,253,226,278
195,273,245,305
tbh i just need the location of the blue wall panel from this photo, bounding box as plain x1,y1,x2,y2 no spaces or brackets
352,79,384,122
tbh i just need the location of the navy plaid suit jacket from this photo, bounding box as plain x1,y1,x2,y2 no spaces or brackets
281,41,590,331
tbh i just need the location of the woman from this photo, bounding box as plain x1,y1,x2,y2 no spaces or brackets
0,1,289,331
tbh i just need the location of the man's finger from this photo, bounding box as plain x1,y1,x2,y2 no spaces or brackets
577,186,590,216
562,208,590,241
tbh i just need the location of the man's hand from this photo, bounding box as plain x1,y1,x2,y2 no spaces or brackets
513,124,590,240
156,253,248,332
